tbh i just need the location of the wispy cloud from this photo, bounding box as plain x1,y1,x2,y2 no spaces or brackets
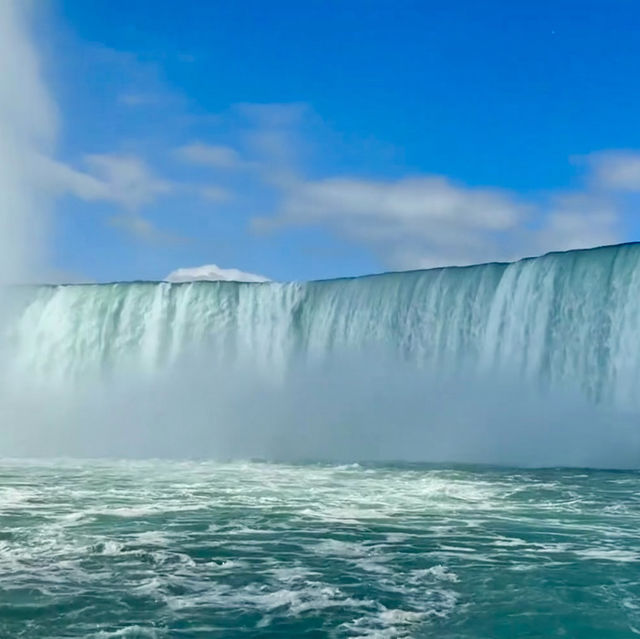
587,150,640,192
255,176,527,268
32,152,175,242
236,102,309,129
84,154,172,210
199,185,233,202
109,214,183,244
534,192,620,254
117,92,161,107
237,103,312,188
176,142,245,170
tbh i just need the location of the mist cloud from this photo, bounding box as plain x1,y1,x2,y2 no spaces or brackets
0,1,57,283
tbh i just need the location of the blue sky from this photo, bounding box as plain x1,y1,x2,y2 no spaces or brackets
3,0,640,282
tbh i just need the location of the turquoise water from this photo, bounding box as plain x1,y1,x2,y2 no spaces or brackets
2,459,639,638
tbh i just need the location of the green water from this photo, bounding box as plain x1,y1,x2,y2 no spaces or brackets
1,460,639,638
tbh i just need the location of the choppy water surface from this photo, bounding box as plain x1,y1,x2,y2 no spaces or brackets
1,460,639,638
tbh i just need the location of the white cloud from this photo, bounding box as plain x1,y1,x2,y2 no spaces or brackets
534,193,620,254
28,152,174,245
255,175,529,268
251,162,630,269
176,142,244,169
165,264,270,283
587,151,640,192
33,156,106,201
275,176,521,230
30,152,173,239
84,154,172,210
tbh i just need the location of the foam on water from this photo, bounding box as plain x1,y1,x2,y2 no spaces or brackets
1,460,638,638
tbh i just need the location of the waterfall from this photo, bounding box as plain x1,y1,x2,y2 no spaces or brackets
4,243,640,408
2,243,640,464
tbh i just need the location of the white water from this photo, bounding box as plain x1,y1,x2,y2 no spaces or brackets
1,243,640,465
5,243,640,405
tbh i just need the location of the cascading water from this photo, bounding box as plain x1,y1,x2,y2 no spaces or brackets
4,242,640,406
1,243,640,465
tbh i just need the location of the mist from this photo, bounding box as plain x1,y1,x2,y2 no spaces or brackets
1,345,639,469
0,1,56,286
